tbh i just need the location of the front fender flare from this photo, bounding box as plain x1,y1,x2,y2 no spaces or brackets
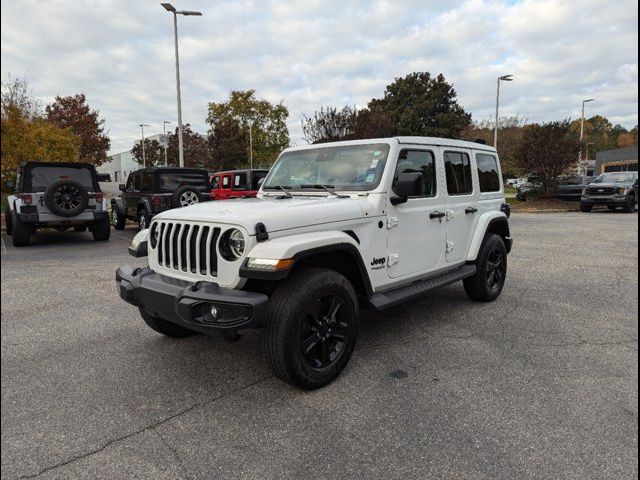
111,197,126,215
466,212,511,261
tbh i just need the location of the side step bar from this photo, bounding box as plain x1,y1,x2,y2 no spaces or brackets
366,264,477,311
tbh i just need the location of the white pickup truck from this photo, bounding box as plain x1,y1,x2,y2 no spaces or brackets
117,137,512,389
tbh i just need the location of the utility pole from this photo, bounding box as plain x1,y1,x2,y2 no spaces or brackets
494,75,514,148
139,123,150,167
163,120,171,166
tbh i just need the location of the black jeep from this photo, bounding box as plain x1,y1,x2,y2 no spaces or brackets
5,162,110,247
580,171,638,213
111,167,211,230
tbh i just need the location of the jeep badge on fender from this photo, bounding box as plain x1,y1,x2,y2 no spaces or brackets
116,137,513,390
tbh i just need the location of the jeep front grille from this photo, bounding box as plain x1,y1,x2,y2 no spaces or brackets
154,221,221,276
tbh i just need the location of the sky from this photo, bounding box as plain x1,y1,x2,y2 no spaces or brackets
1,0,638,154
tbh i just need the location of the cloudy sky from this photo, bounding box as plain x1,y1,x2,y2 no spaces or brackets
1,0,638,154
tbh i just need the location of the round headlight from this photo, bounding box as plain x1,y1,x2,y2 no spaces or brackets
220,228,245,261
150,222,159,248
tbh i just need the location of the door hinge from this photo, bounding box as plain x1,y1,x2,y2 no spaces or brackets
446,210,455,221
387,217,399,229
387,254,399,266
446,241,455,253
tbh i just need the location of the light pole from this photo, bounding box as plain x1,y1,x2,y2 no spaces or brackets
579,98,595,163
163,120,171,166
161,3,202,168
248,122,253,170
139,123,150,167
494,74,514,148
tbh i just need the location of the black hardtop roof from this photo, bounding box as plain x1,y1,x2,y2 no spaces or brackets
134,167,209,174
22,161,97,171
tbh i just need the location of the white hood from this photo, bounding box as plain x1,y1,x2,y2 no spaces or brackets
153,196,366,234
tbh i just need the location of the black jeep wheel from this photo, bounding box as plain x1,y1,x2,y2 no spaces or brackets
11,212,31,247
264,267,359,390
92,217,111,241
622,194,636,213
580,203,592,213
138,208,151,230
44,180,89,217
5,206,13,236
464,233,507,302
139,307,196,338
111,205,126,230
172,187,200,208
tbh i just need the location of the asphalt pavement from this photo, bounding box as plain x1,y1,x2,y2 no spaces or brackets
1,212,638,480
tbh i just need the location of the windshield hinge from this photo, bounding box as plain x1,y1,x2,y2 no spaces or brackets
387,217,399,229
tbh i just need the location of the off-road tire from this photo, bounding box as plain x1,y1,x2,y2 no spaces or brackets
580,203,592,213
138,208,151,230
171,187,201,208
11,212,31,247
264,267,359,390
464,233,507,302
622,194,636,213
111,205,126,230
44,180,89,217
5,206,13,236
92,217,111,241
139,307,196,338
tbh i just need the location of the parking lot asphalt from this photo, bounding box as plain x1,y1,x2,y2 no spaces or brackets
1,212,638,480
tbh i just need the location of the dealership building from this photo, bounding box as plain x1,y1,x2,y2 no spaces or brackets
97,134,168,183
595,145,638,174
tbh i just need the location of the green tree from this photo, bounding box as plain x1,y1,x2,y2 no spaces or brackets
207,90,289,167
46,94,110,167
209,117,248,171
131,138,164,167
301,106,358,144
166,124,211,169
515,120,580,197
368,72,471,138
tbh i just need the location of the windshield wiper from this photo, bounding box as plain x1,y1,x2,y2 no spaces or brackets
300,184,342,197
265,185,292,198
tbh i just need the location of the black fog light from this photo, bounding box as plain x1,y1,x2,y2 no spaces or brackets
199,303,252,325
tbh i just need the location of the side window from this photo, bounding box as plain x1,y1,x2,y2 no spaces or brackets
476,154,501,193
132,173,142,192
222,176,230,189
444,151,473,195
233,173,249,190
211,176,220,189
393,149,437,197
141,173,153,192
125,173,135,191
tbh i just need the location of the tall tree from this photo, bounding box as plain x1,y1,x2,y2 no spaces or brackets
1,74,42,119
131,139,164,167
368,72,471,138
301,106,358,144
166,124,211,169
46,94,110,167
515,120,580,197
207,90,289,167
1,105,79,182
209,117,248,171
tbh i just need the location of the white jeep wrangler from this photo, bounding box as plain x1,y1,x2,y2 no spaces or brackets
116,137,512,389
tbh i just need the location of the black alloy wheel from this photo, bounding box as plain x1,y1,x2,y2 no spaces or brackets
300,294,352,369
486,246,506,291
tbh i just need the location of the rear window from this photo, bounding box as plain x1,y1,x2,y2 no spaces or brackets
158,173,207,192
29,166,95,192
233,172,249,191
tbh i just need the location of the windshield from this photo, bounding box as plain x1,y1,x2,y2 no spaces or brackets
29,166,95,192
263,143,391,192
593,172,638,184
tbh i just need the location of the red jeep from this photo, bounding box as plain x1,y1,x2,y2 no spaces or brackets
210,169,269,200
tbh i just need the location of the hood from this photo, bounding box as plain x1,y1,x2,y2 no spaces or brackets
588,182,635,188
153,195,366,234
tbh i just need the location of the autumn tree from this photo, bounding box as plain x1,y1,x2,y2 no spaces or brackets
131,139,165,167
515,120,580,197
1,105,79,183
209,118,248,171
1,74,42,119
46,94,110,167
368,72,471,138
207,90,289,167
166,124,211,169
301,106,358,144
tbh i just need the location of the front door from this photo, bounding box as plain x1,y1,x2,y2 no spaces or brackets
125,172,141,218
442,149,477,263
387,147,447,279
220,174,232,199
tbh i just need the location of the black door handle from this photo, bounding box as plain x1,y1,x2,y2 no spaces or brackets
429,211,446,219
465,207,478,214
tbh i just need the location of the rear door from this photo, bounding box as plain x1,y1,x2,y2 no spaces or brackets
443,149,477,264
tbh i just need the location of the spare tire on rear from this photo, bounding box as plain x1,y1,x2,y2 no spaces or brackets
171,186,200,208
44,180,89,217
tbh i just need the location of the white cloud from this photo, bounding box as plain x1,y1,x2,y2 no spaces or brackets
1,0,637,154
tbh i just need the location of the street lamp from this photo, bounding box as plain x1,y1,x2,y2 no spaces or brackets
494,74,514,148
139,124,150,167
161,3,202,168
163,120,172,166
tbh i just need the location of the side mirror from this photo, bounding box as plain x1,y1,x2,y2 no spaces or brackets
119,184,126,192
391,172,424,205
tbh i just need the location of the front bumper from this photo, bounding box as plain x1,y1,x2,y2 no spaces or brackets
115,266,269,334
580,195,629,206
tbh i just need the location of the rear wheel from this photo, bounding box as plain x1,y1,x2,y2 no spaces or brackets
138,208,150,230
264,268,359,390
580,203,592,213
111,205,126,230
11,212,31,247
92,217,111,241
622,194,635,213
172,187,200,208
464,234,507,302
139,307,196,338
